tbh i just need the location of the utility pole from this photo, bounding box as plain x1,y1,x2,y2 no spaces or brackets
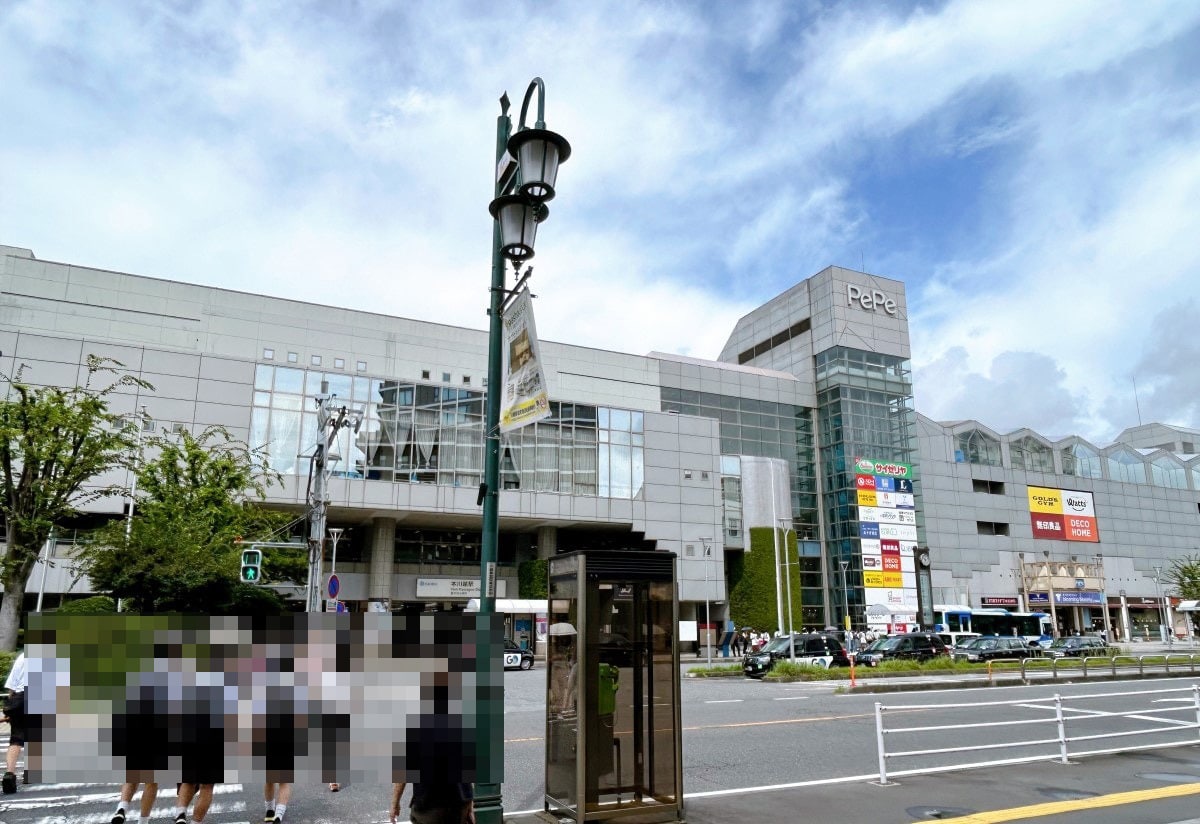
306,384,360,613
117,405,152,613
700,536,713,666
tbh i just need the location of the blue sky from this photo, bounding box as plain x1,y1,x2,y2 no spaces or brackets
2,1,1199,445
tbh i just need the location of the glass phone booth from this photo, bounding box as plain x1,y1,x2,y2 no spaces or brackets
545,549,684,823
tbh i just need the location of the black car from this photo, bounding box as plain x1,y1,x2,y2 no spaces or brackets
742,633,850,678
854,631,948,666
1044,636,1111,659
503,639,535,670
950,635,1039,663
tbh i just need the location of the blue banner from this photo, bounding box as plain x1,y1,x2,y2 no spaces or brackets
1054,591,1104,605
859,522,880,539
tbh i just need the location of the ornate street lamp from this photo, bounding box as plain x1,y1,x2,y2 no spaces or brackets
477,77,570,824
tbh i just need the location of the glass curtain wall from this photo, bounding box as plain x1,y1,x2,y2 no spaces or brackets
815,346,916,628
250,364,642,498
660,387,821,613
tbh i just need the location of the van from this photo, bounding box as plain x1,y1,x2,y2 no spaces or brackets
938,631,981,649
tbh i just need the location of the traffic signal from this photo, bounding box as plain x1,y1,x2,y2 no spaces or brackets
240,548,263,583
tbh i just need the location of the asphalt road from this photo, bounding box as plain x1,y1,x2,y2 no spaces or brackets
3,666,1199,823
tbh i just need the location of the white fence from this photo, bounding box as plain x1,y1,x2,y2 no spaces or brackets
874,684,1200,784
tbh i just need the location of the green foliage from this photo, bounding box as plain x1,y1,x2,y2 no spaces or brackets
74,425,292,614
518,558,549,599
688,663,743,676
55,596,118,615
729,527,802,633
0,651,16,683
1166,555,1200,601
0,356,152,650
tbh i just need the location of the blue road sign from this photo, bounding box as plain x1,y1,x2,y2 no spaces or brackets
328,573,340,600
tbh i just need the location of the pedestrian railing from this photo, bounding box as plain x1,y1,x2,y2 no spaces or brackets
1018,653,1200,681
874,683,1200,785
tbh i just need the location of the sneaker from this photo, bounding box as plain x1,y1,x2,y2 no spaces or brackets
111,811,127,824
1,771,16,794
264,811,276,823
174,814,187,824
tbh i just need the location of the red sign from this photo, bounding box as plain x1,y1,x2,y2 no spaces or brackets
1063,515,1098,542
981,597,1019,607
856,474,876,490
882,555,902,571
881,539,901,555
1030,513,1065,540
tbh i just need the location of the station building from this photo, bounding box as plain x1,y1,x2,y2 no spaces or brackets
2,243,1197,643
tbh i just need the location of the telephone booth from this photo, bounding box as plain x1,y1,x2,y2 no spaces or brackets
545,549,684,823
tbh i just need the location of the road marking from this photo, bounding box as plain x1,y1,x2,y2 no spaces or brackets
774,696,808,701
704,699,743,704
919,781,1200,823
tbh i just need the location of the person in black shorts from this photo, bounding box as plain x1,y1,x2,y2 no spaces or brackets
109,675,169,823
171,680,224,824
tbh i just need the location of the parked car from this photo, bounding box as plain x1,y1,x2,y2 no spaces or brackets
742,632,851,678
938,631,981,649
950,635,1039,663
854,631,949,666
1044,636,1111,658
503,639,535,670
850,637,890,662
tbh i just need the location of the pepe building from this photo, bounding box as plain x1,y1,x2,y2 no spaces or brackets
2,243,1198,642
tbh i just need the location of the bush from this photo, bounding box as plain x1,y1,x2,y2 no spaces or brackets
689,664,743,677
55,595,118,615
729,527,801,632
518,558,548,599
0,650,16,684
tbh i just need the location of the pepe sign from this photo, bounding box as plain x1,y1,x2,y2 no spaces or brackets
854,457,912,478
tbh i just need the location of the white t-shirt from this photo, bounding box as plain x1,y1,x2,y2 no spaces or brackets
5,652,27,692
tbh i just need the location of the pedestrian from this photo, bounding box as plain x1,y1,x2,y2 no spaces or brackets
391,781,475,824
2,649,27,795
730,632,741,657
263,782,291,824
109,782,158,824
174,783,214,824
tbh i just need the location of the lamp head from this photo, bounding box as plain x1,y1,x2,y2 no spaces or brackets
507,127,571,203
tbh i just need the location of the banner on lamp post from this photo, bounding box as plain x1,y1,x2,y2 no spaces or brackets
500,287,551,432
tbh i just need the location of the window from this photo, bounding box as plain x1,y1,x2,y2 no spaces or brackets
957,429,1002,466
1150,456,1186,489
334,358,345,369
287,352,298,363
976,521,1009,536
442,372,451,383
463,376,471,385
311,355,322,366
684,470,693,480
1106,448,1147,484
1061,442,1102,478
421,370,430,380
357,361,367,372
262,348,275,360
972,479,1005,494
1010,436,1054,472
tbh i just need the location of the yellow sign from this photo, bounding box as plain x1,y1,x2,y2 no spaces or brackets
864,571,885,588
857,489,878,506
1027,486,1062,513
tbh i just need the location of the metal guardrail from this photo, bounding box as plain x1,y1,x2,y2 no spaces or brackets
874,683,1200,785
1018,653,1200,681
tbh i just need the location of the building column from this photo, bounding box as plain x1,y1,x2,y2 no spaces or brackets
536,525,557,558
368,517,396,612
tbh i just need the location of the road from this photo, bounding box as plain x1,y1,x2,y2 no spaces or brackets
2,667,1199,822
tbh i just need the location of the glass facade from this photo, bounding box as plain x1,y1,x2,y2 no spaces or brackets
1106,448,1147,484
956,429,1002,466
659,387,818,532
1150,456,1186,489
815,346,916,627
1061,442,1102,478
1010,436,1054,473
250,365,643,498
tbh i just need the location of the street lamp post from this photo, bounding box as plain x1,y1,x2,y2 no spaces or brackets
1154,565,1166,643
479,77,570,824
1095,553,1112,642
117,406,153,614
839,559,850,632
700,537,713,666
1044,550,1060,638
778,519,795,662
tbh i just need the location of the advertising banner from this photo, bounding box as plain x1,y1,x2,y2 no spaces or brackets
500,288,551,432
857,489,878,507
854,457,913,478
1027,486,1100,543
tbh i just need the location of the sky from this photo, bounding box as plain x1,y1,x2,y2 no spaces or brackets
2,0,1199,446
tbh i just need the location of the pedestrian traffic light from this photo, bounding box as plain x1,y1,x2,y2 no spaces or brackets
240,548,263,583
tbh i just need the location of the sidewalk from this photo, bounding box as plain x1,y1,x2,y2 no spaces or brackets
506,750,1200,823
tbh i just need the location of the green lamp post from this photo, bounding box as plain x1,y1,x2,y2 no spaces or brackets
477,76,570,824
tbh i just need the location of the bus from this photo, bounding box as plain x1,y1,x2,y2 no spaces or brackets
932,604,1052,644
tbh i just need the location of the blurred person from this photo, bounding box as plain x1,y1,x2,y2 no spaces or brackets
391,780,475,824
2,649,27,794
109,782,158,824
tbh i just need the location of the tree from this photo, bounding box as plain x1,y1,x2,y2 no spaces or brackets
75,425,295,614
1165,555,1200,601
0,357,150,651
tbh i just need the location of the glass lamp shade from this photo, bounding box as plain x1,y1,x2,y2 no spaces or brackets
489,194,548,263
507,127,571,203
